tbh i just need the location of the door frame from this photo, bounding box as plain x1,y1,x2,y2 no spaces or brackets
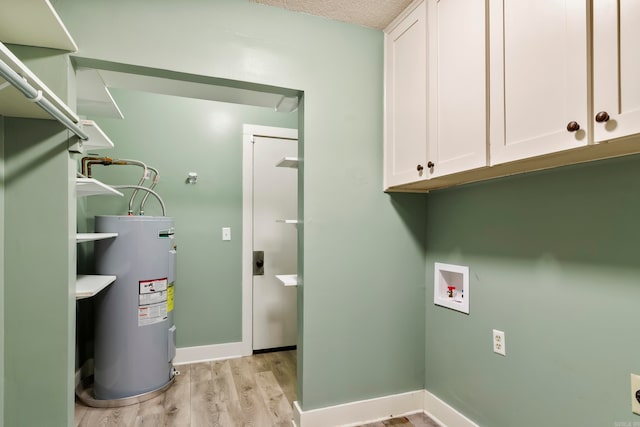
241,124,298,355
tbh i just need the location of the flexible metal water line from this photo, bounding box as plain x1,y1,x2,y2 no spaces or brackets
0,51,88,140
111,185,167,216
115,159,149,215
139,166,159,216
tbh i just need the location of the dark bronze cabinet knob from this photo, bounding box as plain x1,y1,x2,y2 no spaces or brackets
427,161,435,168
417,164,424,172
595,111,610,123
566,121,580,132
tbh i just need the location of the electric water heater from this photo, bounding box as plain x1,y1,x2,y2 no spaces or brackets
93,215,176,401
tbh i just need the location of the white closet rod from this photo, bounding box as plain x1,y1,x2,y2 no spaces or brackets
0,57,88,140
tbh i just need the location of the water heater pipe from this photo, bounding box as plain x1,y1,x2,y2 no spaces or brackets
111,185,166,216
114,159,149,215
81,156,112,176
81,157,149,215
139,166,159,216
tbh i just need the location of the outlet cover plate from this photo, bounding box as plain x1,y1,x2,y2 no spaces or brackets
493,329,506,356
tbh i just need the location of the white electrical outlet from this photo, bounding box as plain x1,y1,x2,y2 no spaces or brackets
631,374,640,414
493,329,506,356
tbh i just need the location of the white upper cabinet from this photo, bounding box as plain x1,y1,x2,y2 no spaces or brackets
384,1,428,189
384,0,640,193
489,0,589,165
593,0,640,142
426,0,487,178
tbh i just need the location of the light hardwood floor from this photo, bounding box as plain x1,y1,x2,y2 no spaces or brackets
75,350,438,427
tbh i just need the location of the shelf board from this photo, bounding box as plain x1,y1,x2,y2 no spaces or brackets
76,275,116,300
276,157,299,168
80,120,114,150
76,68,124,119
0,41,79,122
275,274,298,287
76,178,123,197
76,233,118,243
276,219,301,224
0,0,77,51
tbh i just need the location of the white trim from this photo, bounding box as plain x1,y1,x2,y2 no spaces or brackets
243,124,298,140
423,390,479,427
242,124,298,354
292,389,479,427
384,0,425,33
293,390,424,427
173,342,246,365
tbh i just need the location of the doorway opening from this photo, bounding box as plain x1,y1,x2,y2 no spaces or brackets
242,125,299,354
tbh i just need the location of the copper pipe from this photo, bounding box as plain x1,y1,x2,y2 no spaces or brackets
81,156,112,176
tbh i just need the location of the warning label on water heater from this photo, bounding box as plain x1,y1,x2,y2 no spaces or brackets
138,278,168,326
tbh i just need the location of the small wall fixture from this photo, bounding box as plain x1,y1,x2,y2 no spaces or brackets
434,262,469,314
186,172,198,184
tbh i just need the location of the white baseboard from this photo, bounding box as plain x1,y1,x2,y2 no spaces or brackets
423,390,478,427
293,390,424,427
173,341,250,365
293,389,479,427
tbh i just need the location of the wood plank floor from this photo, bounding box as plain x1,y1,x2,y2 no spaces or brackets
75,350,438,427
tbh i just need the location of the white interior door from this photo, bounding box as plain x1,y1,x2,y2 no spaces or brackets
252,135,298,351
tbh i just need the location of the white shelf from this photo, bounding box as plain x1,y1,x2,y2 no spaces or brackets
0,41,79,122
76,178,123,197
76,68,124,119
275,274,298,287
276,219,301,224
76,233,118,243
79,120,114,150
0,0,77,51
76,275,116,300
276,157,299,168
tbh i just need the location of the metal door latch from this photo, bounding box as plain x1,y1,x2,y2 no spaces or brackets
253,251,264,275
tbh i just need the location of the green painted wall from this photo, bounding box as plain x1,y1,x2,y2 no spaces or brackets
425,152,640,427
56,0,427,409
2,46,75,427
4,118,74,426
82,88,297,347
0,116,4,425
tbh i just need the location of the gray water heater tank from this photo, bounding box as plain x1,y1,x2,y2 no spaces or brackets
94,215,176,401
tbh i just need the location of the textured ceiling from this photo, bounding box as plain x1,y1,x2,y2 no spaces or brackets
251,0,413,29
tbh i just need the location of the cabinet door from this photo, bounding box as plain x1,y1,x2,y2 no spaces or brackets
384,1,427,189
593,0,640,142
427,0,487,178
489,0,588,165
